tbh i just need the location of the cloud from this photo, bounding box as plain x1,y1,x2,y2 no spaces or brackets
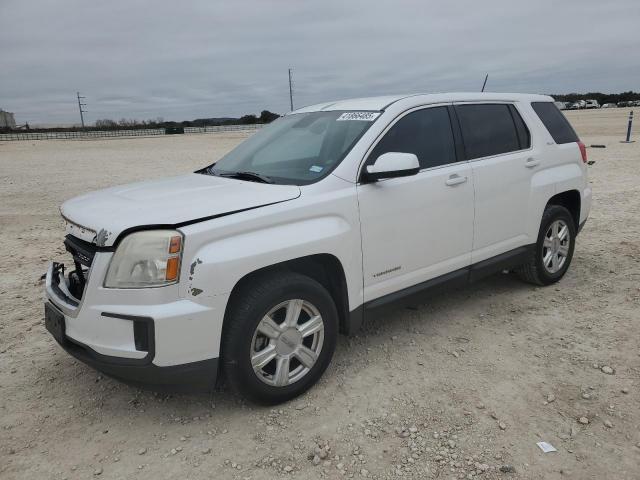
1,0,638,124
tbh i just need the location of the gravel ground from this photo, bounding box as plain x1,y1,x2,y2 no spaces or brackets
1,109,639,479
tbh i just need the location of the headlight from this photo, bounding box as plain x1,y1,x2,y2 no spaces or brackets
104,230,183,288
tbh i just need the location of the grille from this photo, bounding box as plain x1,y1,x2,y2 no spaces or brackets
63,234,99,300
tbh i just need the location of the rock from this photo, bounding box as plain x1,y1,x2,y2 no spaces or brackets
500,465,516,473
284,465,293,473
498,422,507,430
546,394,556,403
601,366,614,375
621,387,629,394
93,467,103,476
360,468,369,476
581,392,591,400
202,447,212,454
312,455,321,465
578,417,589,425
138,448,147,455
603,420,613,428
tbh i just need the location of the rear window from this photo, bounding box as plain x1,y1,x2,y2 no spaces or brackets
531,102,579,144
455,104,523,159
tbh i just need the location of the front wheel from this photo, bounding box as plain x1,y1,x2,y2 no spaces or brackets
222,272,338,405
517,205,577,285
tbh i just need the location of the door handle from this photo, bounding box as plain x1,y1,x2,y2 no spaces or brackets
445,174,467,186
525,157,540,168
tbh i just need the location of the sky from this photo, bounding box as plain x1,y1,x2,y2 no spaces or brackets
1,0,638,125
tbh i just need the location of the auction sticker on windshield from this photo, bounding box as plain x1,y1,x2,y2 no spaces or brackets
337,112,381,121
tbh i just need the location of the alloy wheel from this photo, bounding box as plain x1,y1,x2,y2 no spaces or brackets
250,299,324,387
542,219,570,274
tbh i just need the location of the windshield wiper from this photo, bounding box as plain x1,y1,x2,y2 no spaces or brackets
217,171,275,184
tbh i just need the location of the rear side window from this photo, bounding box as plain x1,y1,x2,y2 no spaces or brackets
531,102,579,144
455,104,522,159
369,106,457,169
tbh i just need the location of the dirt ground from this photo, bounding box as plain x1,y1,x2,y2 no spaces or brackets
1,109,639,479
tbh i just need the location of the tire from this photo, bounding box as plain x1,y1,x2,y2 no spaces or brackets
516,205,577,286
222,271,338,405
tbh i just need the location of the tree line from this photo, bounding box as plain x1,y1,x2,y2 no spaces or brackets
95,110,280,130
550,91,640,105
2,110,280,133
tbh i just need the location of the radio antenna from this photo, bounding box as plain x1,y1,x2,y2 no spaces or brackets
481,74,489,92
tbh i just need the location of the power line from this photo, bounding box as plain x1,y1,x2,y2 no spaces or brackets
77,92,87,128
288,68,294,111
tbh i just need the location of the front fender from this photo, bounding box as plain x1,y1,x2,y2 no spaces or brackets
176,181,363,317
187,215,353,297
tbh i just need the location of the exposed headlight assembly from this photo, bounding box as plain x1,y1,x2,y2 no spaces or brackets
104,230,183,288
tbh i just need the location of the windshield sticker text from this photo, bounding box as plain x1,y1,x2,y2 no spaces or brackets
337,112,381,122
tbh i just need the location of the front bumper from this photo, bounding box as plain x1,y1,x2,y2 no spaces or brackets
44,256,224,391
46,303,218,391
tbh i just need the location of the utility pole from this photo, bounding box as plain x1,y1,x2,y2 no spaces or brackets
288,68,294,111
76,92,87,128
481,74,489,92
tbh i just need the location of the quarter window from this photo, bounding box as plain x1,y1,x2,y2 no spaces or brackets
531,101,579,144
369,107,457,169
456,104,524,159
509,105,531,150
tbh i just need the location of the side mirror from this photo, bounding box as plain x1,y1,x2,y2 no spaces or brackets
363,152,420,182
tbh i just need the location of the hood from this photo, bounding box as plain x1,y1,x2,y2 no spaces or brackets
60,173,301,247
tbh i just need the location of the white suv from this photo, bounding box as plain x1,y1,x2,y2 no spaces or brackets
45,93,592,404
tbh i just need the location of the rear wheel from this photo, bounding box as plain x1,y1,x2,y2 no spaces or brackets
222,271,338,405
517,205,576,285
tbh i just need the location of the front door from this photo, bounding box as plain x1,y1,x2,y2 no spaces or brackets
357,105,474,303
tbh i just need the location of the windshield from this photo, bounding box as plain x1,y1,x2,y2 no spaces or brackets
202,111,379,185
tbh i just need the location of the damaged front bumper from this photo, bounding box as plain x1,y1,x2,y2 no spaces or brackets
44,255,222,391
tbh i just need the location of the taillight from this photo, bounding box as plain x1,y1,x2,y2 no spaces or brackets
577,141,587,163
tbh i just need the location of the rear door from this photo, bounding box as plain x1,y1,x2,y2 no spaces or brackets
357,105,474,302
454,103,534,263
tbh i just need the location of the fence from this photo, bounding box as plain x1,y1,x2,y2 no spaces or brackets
0,123,263,141
184,124,263,134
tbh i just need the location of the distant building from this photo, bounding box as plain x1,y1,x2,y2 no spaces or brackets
0,109,16,128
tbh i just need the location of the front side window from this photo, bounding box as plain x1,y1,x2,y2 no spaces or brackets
368,106,457,169
456,104,524,159
202,111,378,185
